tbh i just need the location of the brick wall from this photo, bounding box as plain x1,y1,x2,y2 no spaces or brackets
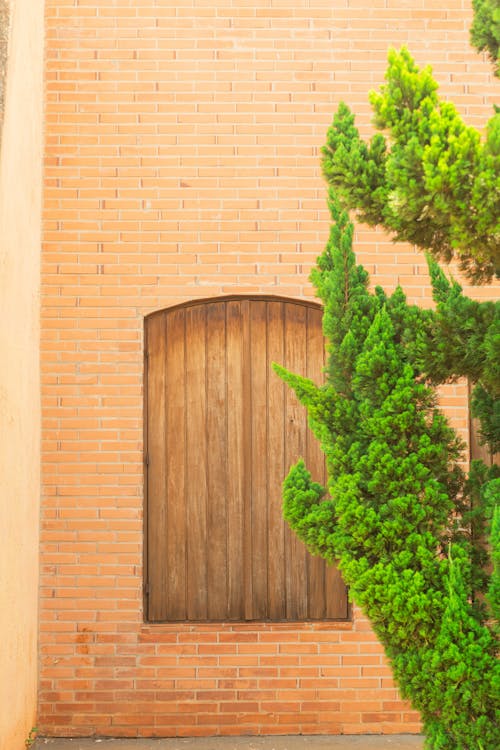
40,0,497,738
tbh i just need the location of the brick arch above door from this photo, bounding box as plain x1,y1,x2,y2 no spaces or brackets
144,296,348,623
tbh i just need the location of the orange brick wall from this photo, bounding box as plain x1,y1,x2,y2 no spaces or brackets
40,0,497,738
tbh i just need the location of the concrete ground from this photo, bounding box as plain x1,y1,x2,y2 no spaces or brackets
34,736,424,750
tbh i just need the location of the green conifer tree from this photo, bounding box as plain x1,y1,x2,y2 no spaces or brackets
274,195,500,750
321,48,499,283
319,40,499,624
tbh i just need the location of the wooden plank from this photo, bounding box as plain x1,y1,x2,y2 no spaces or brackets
267,301,287,620
284,303,309,620
305,306,349,620
325,564,349,620
185,304,208,620
206,302,229,619
165,307,187,620
305,306,327,620
226,300,246,619
145,312,168,621
241,300,254,620
249,300,269,619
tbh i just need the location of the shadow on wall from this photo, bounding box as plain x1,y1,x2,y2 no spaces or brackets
0,0,9,144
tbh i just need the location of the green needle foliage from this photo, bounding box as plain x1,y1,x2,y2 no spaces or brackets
470,0,500,76
414,256,500,454
321,47,500,283
273,195,500,750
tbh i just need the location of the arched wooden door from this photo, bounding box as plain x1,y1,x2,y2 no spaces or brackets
144,296,348,622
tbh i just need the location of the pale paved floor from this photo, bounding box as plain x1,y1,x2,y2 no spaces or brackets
34,736,424,750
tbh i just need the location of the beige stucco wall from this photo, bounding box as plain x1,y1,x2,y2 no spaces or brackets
0,0,44,747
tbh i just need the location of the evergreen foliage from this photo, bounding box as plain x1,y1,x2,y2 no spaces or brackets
273,195,500,750
470,0,500,76
414,257,500,454
321,48,500,283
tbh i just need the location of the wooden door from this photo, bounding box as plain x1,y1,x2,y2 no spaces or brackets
145,297,348,622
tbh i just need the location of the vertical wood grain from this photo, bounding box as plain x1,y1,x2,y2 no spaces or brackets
267,301,286,620
165,307,187,620
284,303,308,620
226,300,246,619
305,306,327,620
249,300,269,619
145,312,168,620
185,304,208,620
241,300,253,620
206,302,229,619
